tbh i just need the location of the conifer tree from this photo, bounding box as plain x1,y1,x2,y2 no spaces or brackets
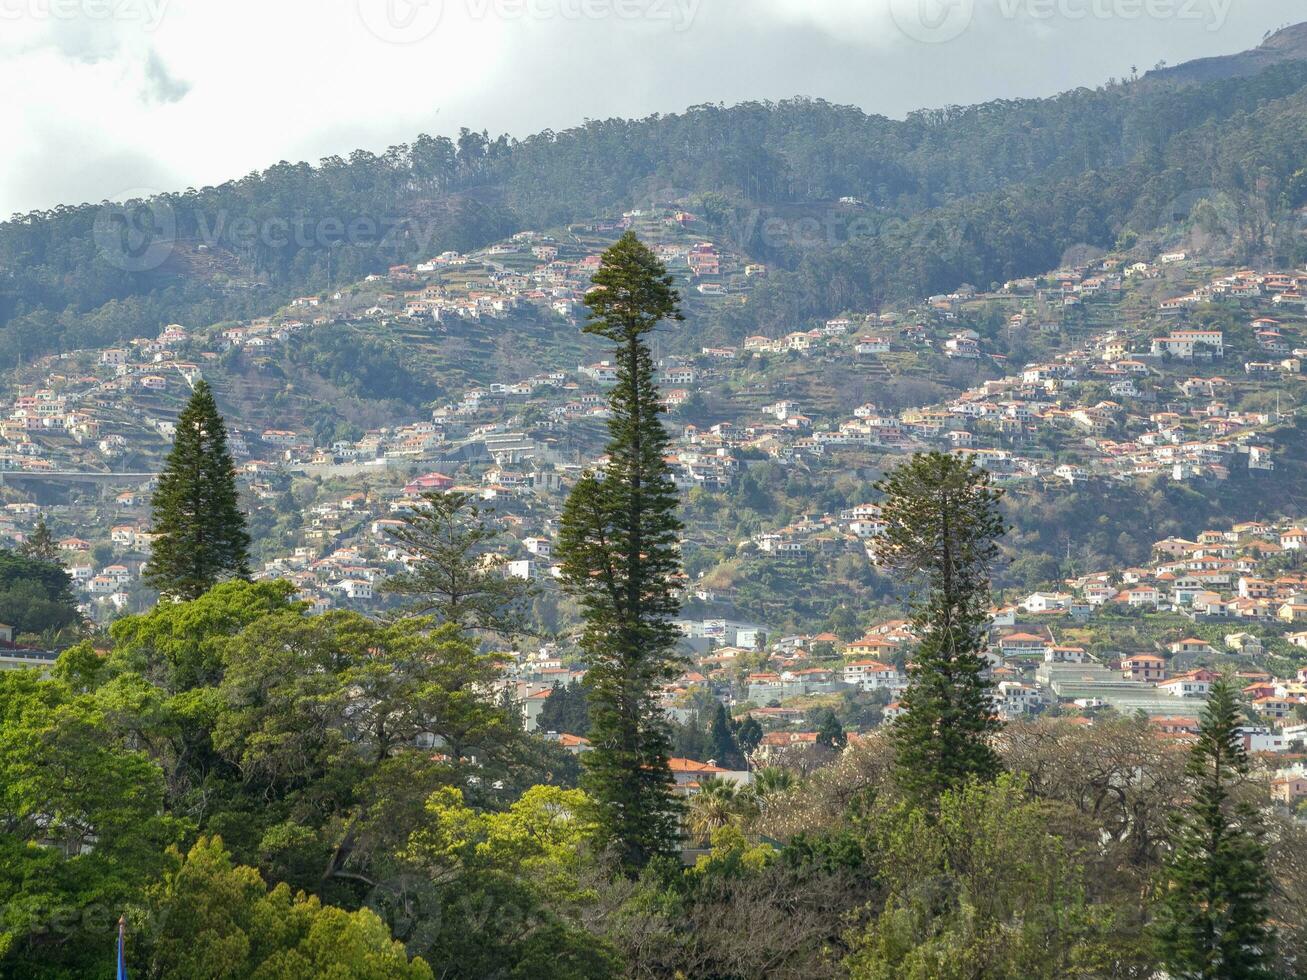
537,679,592,737
1155,675,1275,980
383,489,532,634
18,516,58,563
144,380,250,600
874,452,1004,806
556,231,684,872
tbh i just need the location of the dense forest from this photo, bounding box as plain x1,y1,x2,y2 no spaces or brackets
9,43,1307,366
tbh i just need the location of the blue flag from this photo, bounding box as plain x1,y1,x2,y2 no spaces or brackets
117,916,128,980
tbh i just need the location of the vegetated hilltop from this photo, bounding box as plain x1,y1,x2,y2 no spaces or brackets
1144,21,1307,85
8,24,1307,368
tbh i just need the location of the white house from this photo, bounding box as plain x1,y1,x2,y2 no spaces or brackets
842,660,904,691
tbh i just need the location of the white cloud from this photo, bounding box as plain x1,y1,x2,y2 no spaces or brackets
0,0,1302,218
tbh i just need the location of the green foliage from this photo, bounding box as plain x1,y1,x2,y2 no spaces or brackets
686,779,744,842
382,490,533,635
144,380,251,600
291,325,439,405
845,775,1145,979
0,549,78,636
16,518,57,563
735,715,764,756
108,579,299,691
90,584,524,920
557,233,685,872
537,679,591,737
875,453,1004,806
1153,676,1275,979
816,710,846,751
212,612,516,897
397,785,617,979
142,836,432,980
0,671,180,978
705,702,746,769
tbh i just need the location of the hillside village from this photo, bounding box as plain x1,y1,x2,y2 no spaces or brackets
4,219,1307,810
2,228,1305,620
15,15,1307,976
492,511,1307,805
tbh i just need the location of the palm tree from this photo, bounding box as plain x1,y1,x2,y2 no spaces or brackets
687,777,740,841
742,765,796,821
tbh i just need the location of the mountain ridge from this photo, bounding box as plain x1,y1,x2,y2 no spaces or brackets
6,25,1307,372
1144,21,1307,85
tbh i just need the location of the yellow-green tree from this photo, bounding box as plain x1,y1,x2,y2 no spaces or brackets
143,837,432,980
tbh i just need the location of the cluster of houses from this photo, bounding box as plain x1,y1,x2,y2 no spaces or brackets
0,324,210,472
603,517,1307,800
473,509,1307,809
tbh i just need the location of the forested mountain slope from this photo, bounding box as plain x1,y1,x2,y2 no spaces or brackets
6,25,1307,366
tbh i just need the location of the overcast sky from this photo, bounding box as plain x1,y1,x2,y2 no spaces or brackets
1,0,1303,219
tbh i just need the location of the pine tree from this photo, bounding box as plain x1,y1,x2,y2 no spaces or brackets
382,489,532,634
18,516,58,563
1155,675,1275,979
556,232,684,872
144,380,250,600
874,452,1005,807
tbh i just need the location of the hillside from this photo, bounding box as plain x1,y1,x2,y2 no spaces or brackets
1145,21,1307,84
8,26,1307,374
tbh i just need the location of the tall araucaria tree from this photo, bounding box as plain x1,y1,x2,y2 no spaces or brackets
1154,674,1275,980
556,231,684,872
144,379,250,600
873,451,1005,807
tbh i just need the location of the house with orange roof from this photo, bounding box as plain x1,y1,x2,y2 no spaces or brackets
1251,696,1297,721
520,688,555,731
1117,586,1161,608
1045,645,1088,664
668,757,750,795
557,733,592,755
844,636,900,658
1280,528,1307,551
1151,716,1200,735
1121,654,1167,683
997,632,1049,657
753,732,822,766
